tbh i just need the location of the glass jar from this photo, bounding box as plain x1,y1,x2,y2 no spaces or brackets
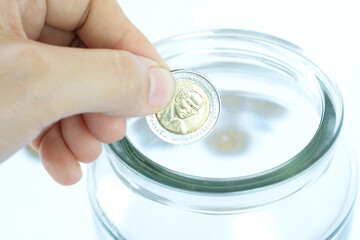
87,29,358,239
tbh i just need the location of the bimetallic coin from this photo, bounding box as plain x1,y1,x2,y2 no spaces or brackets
146,70,221,144
156,80,210,135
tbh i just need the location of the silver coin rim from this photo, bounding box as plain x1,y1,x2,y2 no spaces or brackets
146,69,221,144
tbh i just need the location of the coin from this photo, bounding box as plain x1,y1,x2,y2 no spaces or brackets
146,69,221,144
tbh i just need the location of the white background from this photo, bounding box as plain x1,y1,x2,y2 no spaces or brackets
1,0,359,239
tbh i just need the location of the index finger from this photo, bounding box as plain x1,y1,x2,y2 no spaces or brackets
46,0,167,67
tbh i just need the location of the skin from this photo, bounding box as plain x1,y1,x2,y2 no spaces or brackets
0,0,175,185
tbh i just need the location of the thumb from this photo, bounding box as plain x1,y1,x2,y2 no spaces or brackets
31,41,175,123
0,40,175,161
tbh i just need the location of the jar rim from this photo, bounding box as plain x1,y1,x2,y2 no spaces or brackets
108,29,343,193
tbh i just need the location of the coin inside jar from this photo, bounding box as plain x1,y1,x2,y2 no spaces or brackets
146,70,221,144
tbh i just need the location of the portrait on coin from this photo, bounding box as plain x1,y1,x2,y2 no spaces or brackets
157,81,210,134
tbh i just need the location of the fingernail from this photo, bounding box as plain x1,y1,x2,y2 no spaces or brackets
148,68,175,107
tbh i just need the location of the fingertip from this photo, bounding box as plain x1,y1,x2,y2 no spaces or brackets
58,168,83,186
148,67,175,108
78,141,102,163
61,115,102,163
39,123,82,186
84,113,127,143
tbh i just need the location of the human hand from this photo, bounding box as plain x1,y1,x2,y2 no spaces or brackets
0,0,175,185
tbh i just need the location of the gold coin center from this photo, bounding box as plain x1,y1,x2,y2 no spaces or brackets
156,80,210,134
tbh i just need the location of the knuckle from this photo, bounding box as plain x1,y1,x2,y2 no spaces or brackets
0,41,54,130
0,41,51,80
101,50,148,115
110,51,146,100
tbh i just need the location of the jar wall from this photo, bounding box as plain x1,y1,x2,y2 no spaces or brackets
88,135,357,239
87,30,358,240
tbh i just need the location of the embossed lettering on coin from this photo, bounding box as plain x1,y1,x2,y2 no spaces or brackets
156,81,210,134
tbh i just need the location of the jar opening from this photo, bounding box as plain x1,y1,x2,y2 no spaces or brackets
109,29,343,193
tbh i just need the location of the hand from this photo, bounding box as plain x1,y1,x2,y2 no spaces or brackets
0,0,175,185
